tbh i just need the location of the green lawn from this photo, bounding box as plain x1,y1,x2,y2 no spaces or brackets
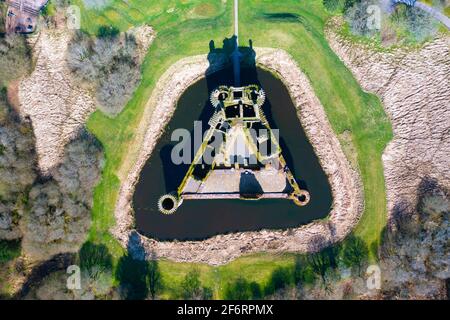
75,0,392,298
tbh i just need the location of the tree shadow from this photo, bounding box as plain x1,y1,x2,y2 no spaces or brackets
260,12,302,23
96,25,120,38
306,234,339,287
223,277,262,300
0,239,21,264
78,241,113,273
379,176,448,260
340,234,369,276
13,241,113,300
264,266,294,297
116,253,149,300
116,232,149,299
147,250,162,300
116,232,163,300
179,268,213,300
13,253,75,299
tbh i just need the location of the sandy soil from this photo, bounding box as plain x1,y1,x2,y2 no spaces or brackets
18,28,96,175
113,48,364,265
326,17,450,225
17,24,155,175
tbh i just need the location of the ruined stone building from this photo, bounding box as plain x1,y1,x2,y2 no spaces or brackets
5,0,48,33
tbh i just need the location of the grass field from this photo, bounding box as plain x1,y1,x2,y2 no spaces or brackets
74,0,393,298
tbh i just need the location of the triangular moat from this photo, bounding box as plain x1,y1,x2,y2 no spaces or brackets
158,85,310,214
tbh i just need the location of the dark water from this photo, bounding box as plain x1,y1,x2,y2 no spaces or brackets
133,67,332,241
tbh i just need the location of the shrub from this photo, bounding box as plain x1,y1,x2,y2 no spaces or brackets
340,235,369,276
323,0,346,13
344,0,380,37
0,240,21,263
344,1,440,44
264,267,294,296
223,277,261,300
67,30,142,116
0,34,32,87
79,242,113,272
180,269,212,300
388,4,439,42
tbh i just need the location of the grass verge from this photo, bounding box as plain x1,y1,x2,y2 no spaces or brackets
74,0,392,297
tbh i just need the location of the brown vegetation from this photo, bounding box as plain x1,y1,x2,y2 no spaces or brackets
0,34,32,88
21,129,103,259
0,90,36,240
113,48,363,265
1,85,103,259
67,26,155,116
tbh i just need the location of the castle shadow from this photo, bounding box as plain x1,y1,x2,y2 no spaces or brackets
159,36,306,193
159,36,261,193
133,35,332,240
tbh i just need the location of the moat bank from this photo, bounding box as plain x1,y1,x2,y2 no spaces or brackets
113,48,363,265
133,67,333,241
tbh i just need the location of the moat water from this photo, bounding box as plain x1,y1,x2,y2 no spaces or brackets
133,66,332,241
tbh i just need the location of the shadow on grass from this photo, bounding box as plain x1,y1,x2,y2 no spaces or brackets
116,254,149,300
115,232,164,300
79,241,113,272
260,13,302,23
264,266,294,296
223,276,262,300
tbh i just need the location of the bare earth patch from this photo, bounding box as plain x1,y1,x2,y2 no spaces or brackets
113,48,364,265
18,28,95,175
326,17,450,224
18,24,155,175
